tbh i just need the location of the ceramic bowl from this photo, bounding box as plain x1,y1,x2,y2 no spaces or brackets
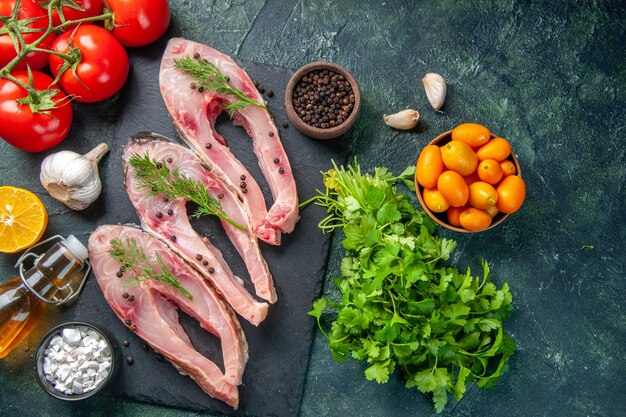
284,61,361,140
415,130,522,233
35,321,119,401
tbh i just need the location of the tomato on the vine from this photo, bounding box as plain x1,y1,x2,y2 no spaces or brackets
49,24,129,103
0,0,56,70
0,70,73,152
105,0,170,47
35,0,104,28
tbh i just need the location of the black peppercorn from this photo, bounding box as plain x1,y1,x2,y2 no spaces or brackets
196,254,203,261
273,157,280,164
240,174,246,180
205,143,212,149
208,267,215,274
167,209,173,215
279,167,285,174
123,292,129,299
128,295,135,302
292,68,354,128
123,340,129,347
116,270,123,278
156,212,163,219
203,260,209,266
193,52,200,59
269,132,274,137
170,235,176,242
126,356,134,365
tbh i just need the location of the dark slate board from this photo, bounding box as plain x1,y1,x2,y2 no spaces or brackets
69,39,349,416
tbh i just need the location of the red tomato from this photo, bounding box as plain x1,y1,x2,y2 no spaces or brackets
0,0,56,70
0,70,73,152
49,25,129,103
106,0,170,47
35,0,104,28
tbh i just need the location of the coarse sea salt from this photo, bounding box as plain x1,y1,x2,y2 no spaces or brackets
42,326,112,395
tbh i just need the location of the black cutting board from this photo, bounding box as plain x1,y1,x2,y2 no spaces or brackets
70,39,349,416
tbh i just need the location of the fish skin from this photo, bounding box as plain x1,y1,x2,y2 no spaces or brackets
159,37,299,245
88,225,246,408
123,132,277,305
121,134,272,324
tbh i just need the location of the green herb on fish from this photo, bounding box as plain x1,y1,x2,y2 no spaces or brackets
174,55,266,117
307,160,516,413
129,153,246,230
109,237,192,300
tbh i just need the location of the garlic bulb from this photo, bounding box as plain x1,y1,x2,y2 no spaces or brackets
383,109,420,130
40,143,109,210
422,73,447,111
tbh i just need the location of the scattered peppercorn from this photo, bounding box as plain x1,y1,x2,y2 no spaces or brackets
126,356,134,365
167,157,173,163
217,193,224,199
167,209,173,215
124,319,132,325
193,52,200,59
279,167,285,174
116,271,123,278
267,89,274,97
163,197,169,202
282,121,289,128
273,157,280,164
170,235,177,242
122,292,129,299
242,189,248,194
190,82,197,90
197,86,204,93
240,174,246,180
208,267,215,274
196,254,203,261
269,132,274,137
123,340,129,347
240,182,246,188
292,69,355,129
203,260,209,266
128,295,135,302
156,212,163,219
205,143,212,149
257,84,265,94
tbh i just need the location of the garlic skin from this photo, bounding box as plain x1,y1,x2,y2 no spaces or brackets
40,143,109,210
422,73,446,111
383,109,420,130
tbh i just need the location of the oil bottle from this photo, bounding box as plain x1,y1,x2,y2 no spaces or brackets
0,235,90,359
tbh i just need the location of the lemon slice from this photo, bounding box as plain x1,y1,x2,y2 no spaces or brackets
0,186,48,254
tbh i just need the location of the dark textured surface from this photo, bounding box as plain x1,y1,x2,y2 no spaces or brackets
1,0,626,416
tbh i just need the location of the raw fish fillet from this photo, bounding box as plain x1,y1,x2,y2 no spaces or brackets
159,37,299,245
122,132,277,306
88,225,247,408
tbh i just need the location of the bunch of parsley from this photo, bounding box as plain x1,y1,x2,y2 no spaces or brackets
307,161,516,413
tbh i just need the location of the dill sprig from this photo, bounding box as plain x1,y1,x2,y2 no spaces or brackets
128,153,246,231
109,237,193,300
173,55,266,117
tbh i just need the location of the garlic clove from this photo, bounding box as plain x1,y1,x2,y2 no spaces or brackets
383,109,420,130
40,143,108,211
422,73,447,112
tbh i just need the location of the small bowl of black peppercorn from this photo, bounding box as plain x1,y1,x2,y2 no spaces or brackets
285,61,361,140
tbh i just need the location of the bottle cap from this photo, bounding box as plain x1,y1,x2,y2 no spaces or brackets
62,235,89,261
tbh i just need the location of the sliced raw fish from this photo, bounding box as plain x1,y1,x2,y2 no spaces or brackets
88,225,246,408
159,37,299,245
122,132,277,305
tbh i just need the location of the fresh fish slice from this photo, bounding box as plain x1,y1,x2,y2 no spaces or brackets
123,132,277,304
159,37,299,245
120,135,270,324
88,225,246,408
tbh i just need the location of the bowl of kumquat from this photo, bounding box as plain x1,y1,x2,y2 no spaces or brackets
415,123,526,232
